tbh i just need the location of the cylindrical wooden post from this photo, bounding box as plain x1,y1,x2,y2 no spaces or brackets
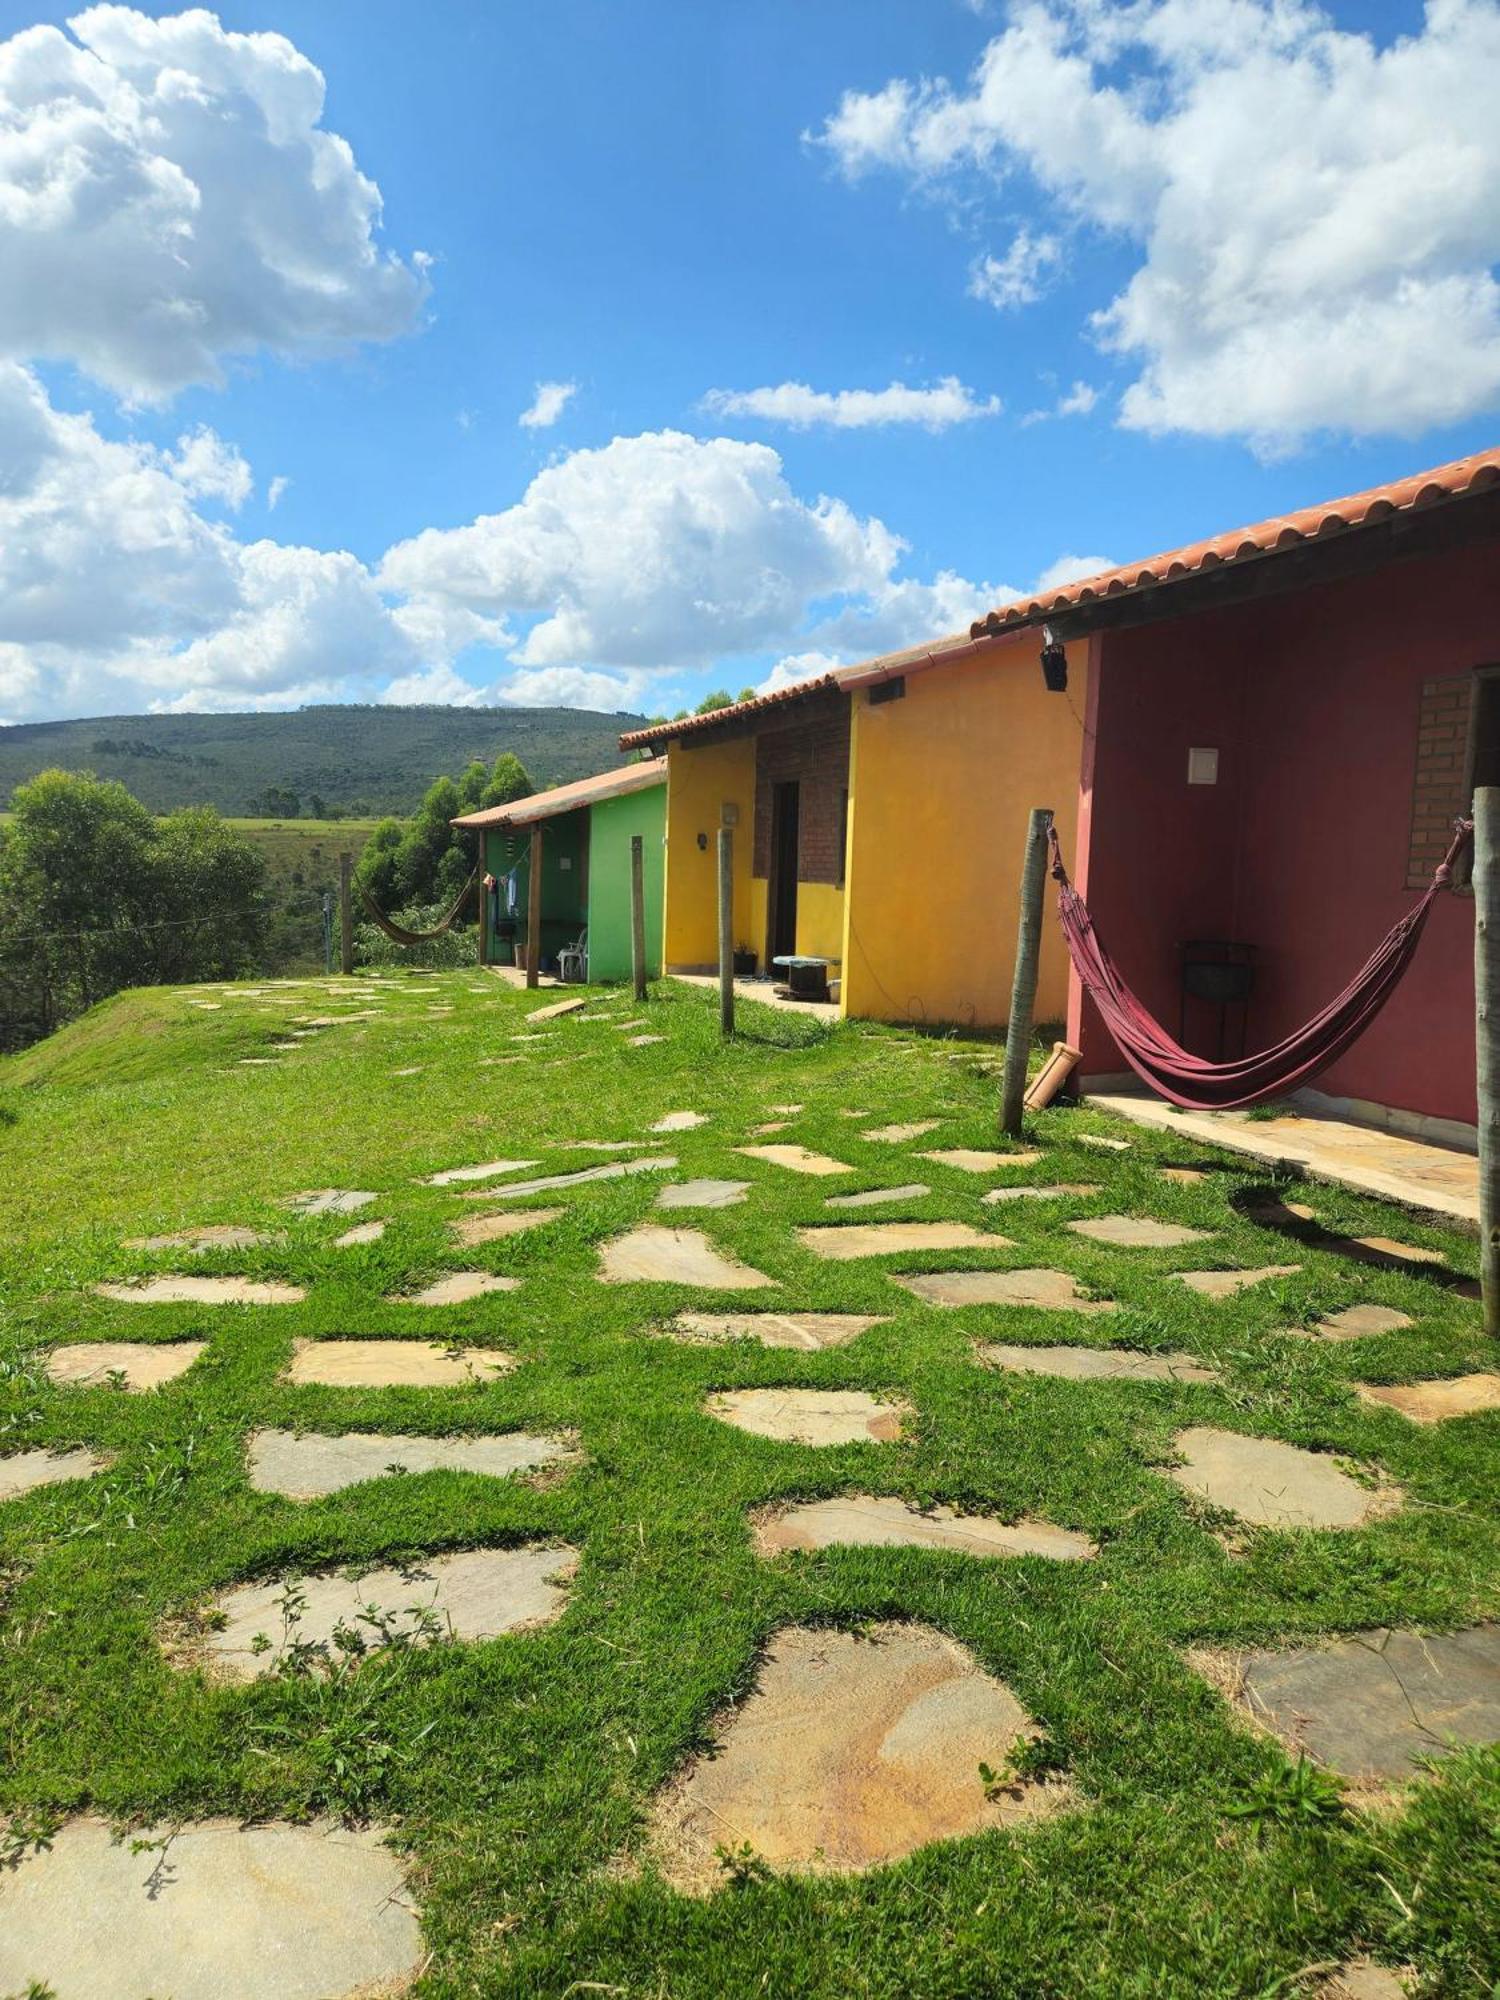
1000,807,1054,1138
477,848,489,967
717,826,735,1037
526,824,543,991
1475,789,1500,1335
338,851,354,976
630,834,648,1003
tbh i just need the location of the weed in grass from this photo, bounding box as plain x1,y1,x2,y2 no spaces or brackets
1228,1755,1346,1828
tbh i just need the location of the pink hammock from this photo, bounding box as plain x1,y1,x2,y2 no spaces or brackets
1047,820,1472,1112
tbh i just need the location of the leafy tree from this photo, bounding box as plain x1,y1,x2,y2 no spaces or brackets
736,687,758,704
480,752,533,810
695,691,733,714
457,760,489,812
354,818,405,909
254,784,301,818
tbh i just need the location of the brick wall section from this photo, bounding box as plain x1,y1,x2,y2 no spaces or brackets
1406,674,1471,888
751,693,851,884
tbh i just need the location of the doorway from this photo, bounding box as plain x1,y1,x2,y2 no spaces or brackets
767,780,800,964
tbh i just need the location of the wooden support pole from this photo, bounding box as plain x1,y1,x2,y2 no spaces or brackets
630,834,648,1003
477,843,489,967
1000,807,1054,1139
526,824,543,991
1475,788,1500,1336
338,851,354,976
717,826,735,1037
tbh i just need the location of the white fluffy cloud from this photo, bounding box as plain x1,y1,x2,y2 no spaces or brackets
816,0,1500,448
519,380,577,430
0,5,428,401
968,229,1061,311
702,376,1001,430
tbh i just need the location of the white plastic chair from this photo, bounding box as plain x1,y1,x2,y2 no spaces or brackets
557,928,588,983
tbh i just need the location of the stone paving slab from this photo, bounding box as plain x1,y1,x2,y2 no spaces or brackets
1320,1964,1411,2000
978,1343,1220,1385
286,1339,514,1387
285,1189,378,1215
755,1495,1097,1562
1069,1216,1213,1249
456,1156,675,1199
1282,1304,1415,1341
123,1226,275,1253
598,1226,775,1288
797,1221,1005,1261
705,1388,909,1445
983,1183,1099,1204
670,1312,889,1350
862,1121,940,1143
0,1446,111,1501
893,1268,1116,1312
423,1158,539,1187
1160,1166,1213,1184
647,1623,1063,1890
527,996,589,1021
332,1220,386,1248
247,1428,574,1498
921,1149,1041,1173
1197,1625,1500,1780
628,1033,665,1046
656,1179,751,1210
1355,1373,1500,1423
737,1144,852,1176
1173,1265,1301,1298
749,1120,790,1135
389,1273,521,1306
452,1207,563,1245
46,1342,206,1391
651,1110,708,1131
187,1544,577,1679
1168,1427,1401,1530
94,1275,306,1306
1079,1133,1130,1151
826,1183,932,1208
0,1816,421,2000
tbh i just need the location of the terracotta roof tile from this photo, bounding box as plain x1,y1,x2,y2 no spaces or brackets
618,674,843,751
451,758,664,830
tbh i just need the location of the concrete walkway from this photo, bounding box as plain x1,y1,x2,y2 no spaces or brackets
671,973,840,1022
1086,1090,1477,1227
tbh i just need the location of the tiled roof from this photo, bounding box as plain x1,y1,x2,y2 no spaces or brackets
451,758,665,830
969,447,1500,639
617,674,843,750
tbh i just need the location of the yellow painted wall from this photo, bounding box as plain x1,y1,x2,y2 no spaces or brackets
746,877,845,968
662,736,756,970
841,637,1085,1029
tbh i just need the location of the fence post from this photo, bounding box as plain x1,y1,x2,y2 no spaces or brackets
999,808,1053,1138
630,834,648,1003
526,824,543,991
339,852,354,976
1475,789,1500,1336
717,826,735,1037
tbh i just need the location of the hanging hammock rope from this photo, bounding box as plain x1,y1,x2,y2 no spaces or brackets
1047,819,1472,1112
357,869,478,947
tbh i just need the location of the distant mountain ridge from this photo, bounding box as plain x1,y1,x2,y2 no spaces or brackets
0,704,647,817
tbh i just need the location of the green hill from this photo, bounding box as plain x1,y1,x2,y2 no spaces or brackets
0,704,645,817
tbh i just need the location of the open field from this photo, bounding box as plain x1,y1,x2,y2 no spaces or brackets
0,978,1495,1996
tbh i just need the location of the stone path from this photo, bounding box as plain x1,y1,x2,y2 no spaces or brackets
0,1445,110,1500
1198,1625,1500,1780
1355,1372,1500,1422
978,1343,1220,1385
921,1149,1040,1173
457,1156,675,1199
755,1496,1096,1561
332,1220,385,1248
705,1388,909,1444
285,1339,513,1387
651,1110,708,1132
424,1158,539,1186
1173,1265,1300,1298
826,1183,931,1208
628,1033,665,1047
670,1311,889,1349
285,1189,377,1215
93,1275,306,1307
391,1272,520,1305
737,1144,852,1175
1282,1304,1414,1341
984,1183,1098,1204
527,996,589,1021
0,1817,421,2000
46,1341,206,1391
1168,1427,1400,1530
647,1623,1061,1890
1069,1216,1212,1249
862,1120,939,1143
1079,1133,1130,1152
453,1207,563,1245
247,1428,575,1497
656,1179,750,1210
123,1226,273,1253
894,1268,1115,1313
797,1220,1001,1260
187,1545,577,1679
598,1226,774,1288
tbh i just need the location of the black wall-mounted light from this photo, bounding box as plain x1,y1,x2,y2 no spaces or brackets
1040,623,1068,693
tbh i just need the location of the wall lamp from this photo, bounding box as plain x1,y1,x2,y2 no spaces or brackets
1040,624,1068,693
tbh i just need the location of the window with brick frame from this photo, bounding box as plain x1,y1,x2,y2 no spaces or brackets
1406,667,1500,889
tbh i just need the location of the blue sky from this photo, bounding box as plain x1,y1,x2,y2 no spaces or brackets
1,0,1497,722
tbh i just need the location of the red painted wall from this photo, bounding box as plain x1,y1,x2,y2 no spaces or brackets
1074,537,1497,1127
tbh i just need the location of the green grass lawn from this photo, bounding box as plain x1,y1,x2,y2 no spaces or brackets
0,976,1496,1996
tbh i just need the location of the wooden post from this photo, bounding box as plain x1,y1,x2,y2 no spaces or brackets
999,807,1054,1139
717,826,735,1037
526,824,543,991
630,833,648,1003
338,851,354,976
1475,788,1500,1336
477,842,489,967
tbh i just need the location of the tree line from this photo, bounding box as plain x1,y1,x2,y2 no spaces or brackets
355,752,533,914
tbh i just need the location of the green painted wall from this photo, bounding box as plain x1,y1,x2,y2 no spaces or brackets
587,783,665,981
484,812,588,971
